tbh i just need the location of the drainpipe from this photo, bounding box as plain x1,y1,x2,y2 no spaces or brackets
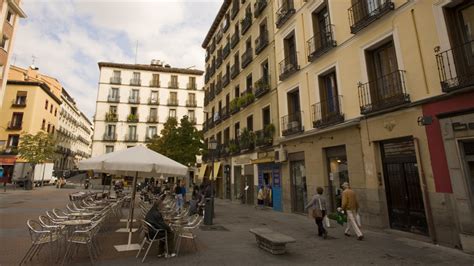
413,137,437,244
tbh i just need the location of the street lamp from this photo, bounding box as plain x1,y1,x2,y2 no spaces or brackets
207,138,217,225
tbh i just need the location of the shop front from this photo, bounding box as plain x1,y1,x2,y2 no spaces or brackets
324,145,348,212
256,162,282,212
288,152,307,214
0,156,16,183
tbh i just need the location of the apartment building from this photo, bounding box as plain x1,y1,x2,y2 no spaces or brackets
0,65,61,176
201,0,281,206
269,0,473,252
56,88,93,172
92,61,204,157
0,0,26,108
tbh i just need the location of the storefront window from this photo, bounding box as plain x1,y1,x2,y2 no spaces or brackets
325,145,348,212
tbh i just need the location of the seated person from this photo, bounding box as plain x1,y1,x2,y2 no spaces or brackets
144,200,176,257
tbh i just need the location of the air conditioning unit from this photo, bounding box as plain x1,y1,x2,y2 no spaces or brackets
274,148,287,163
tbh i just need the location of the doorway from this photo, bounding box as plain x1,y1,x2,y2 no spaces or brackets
290,159,307,214
325,145,348,212
381,137,428,235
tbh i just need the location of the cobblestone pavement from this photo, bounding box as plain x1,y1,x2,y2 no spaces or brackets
1,185,474,266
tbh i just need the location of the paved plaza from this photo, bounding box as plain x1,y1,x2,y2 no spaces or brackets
1,185,474,265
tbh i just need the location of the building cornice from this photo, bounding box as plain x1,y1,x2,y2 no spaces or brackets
201,0,231,49
98,62,204,76
7,80,62,104
8,0,27,18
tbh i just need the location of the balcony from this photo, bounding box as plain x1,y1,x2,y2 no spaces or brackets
228,139,241,154
231,32,240,49
223,42,231,59
281,112,304,136
254,76,270,98
230,98,240,114
209,41,216,54
204,95,210,106
209,89,216,101
168,81,179,89
103,133,117,142
348,0,394,34
231,3,239,20
358,70,410,114
239,91,255,108
241,12,252,35
0,147,18,155
205,52,210,63
126,113,139,123
254,0,267,18
11,99,26,107
255,127,273,147
187,82,197,90
149,80,160,87
107,95,120,103
110,77,121,84
205,72,210,84
241,48,253,69
210,63,216,77
148,97,160,105
216,80,223,95
105,112,118,122
231,63,240,79
189,116,197,125
124,134,138,142
214,112,222,125
207,118,215,129
255,30,269,55
223,72,230,87
128,96,140,104
436,40,474,93
216,30,223,43
6,121,22,130
279,53,299,81
167,98,179,106
307,24,337,62
216,54,223,68
221,107,230,121
312,95,344,128
186,99,197,107
276,0,295,29
223,19,230,32
130,78,141,86
147,115,159,123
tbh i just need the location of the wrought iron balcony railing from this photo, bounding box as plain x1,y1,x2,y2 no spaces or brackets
223,42,231,59
168,81,179,89
255,128,273,147
254,75,270,98
436,40,474,92
149,80,160,87
107,95,120,103
241,12,252,35
216,54,223,68
128,96,140,104
279,53,299,81
6,121,22,130
110,77,121,84
281,112,303,136
187,83,197,90
307,24,337,62
221,107,230,121
186,99,197,107
11,99,26,107
348,0,394,34
358,70,410,114
147,115,159,123
148,97,160,105
254,0,267,18
105,112,118,122
241,48,253,69
130,78,141,86
103,133,117,141
231,32,240,49
127,114,139,123
223,72,230,87
312,95,344,128
255,30,269,55
231,63,240,79
167,98,179,106
124,134,138,142
276,0,295,29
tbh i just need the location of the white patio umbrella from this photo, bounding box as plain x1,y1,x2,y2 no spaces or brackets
78,145,187,251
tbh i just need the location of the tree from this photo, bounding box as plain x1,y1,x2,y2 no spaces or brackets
17,132,56,188
147,116,204,166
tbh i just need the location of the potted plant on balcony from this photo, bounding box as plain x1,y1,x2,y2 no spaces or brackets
240,128,255,151
228,140,239,154
106,112,117,122
263,123,275,145
230,98,240,113
127,113,138,122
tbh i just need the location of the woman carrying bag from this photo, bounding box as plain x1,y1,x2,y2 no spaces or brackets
305,187,328,239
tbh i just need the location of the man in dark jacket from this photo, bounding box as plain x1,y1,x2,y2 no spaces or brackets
144,201,175,257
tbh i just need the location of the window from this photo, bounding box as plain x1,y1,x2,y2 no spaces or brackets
247,115,253,131
109,105,117,113
189,76,196,87
261,60,269,81
309,4,333,56
188,93,196,102
42,119,46,130
169,109,177,118
45,100,48,110
318,70,341,117
147,126,157,139
11,112,23,128
151,74,160,86
128,125,137,136
130,89,139,102
150,91,159,103
0,35,9,50
234,85,240,98
7,135,19,148
170,92,177,100
224,127,230,144
106,125,116,136
50,104,53,113
170,75,178,88
105,146,114,153
47,123,51,133
130,106,138,115
113,70,121,79
14,91,27,105
262,107,271,126
234,122,240,138
52,126,55,134
133,72,140,80
188,110,195,122
110,87,119,98
246,74,253,92
6,10,15,24
54,108,57,117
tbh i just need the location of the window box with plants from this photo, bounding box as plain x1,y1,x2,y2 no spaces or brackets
228,139,240,154
127,113,139,123
230,98,241,114
238,92,255,108
239,128,256,151
256,123,275,147
254,77,270,98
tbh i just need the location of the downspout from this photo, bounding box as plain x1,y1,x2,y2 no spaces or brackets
410,9,430,94
413,137,437,244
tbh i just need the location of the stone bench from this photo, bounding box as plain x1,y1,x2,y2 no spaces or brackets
249,227,296,255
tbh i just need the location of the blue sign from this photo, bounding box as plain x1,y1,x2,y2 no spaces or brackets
0,167,3,178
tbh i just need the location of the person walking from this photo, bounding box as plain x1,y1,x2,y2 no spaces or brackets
257,185,264,209
174,182,183,212
340,182,363,240
305,187,328,239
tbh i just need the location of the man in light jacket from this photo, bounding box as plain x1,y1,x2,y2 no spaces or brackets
305,187,328,239
341,182,363,240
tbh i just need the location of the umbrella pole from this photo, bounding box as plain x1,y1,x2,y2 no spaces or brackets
128,171,138,245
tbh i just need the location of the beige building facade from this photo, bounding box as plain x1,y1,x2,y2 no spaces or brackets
0,0,26,108
203,0,474,252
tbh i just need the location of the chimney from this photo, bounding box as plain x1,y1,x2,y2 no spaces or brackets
26,65,39,80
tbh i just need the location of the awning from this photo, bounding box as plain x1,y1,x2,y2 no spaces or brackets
197,164,207,180
0,157,16,165
212,162,222,179
251,157,274,164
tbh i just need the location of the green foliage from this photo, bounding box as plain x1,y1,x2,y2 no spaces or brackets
127,113,138,122
228,140,239,154
264,123,275,135
230,98,240,112
147,116,204,166
18,132,57,165
239,128,256,150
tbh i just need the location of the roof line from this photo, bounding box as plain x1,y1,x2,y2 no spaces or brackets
201,0,231,49
98,62,204,75
7,80,62,104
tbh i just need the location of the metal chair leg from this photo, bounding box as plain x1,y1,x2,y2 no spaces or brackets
19,244,36,265
136,237,146,258
142,241,154,263
87,243,95,265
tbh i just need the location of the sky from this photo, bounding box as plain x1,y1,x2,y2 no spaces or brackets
12,0,222,119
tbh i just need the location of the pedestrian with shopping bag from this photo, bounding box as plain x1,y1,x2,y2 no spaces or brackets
305,187,328,239
340,182,364,240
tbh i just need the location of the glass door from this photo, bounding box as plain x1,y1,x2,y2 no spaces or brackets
290,160,307,213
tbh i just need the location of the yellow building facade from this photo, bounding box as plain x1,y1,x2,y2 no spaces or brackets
0,66,61,175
